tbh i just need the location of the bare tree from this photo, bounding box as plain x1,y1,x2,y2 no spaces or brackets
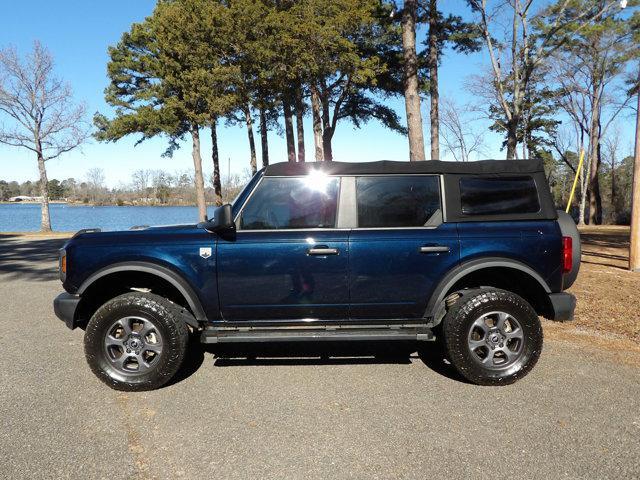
440,97,486,162
219,169,252,204
603,126,622,222
132,169,151,202
546,11,637,224
0,42,89,230
467,0,623,160
550,126,578,174
86,168,106,205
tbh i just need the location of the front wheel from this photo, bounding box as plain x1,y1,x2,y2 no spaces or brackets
442,288,543,386
84,292,189,391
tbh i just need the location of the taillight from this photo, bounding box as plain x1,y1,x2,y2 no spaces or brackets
562,236,572,273
59,249,67,282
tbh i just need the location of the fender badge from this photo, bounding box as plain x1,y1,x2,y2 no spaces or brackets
199,247,212,259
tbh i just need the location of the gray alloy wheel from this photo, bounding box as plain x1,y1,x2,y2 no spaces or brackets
467,311,525,369
103,316,164,375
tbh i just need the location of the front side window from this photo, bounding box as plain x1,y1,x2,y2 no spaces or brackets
460,176,540,215
356,176,441,228
239,176,340,230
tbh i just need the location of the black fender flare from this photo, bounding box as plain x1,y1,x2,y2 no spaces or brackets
77,261,207,323
425,257,552,324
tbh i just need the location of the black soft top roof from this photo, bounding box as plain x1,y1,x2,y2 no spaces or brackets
263,159,544,176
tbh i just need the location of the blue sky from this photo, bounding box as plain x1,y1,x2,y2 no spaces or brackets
0,1,635,187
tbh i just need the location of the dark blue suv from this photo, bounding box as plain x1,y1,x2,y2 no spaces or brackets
54,160,580,390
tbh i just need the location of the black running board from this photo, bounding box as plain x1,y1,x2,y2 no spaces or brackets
200,325,434,344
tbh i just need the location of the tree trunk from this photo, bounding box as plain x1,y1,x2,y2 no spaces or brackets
322,130,333,161
190,126,207,222
588,106,602,225
320,93,333,161
505,118,518,160
401,0,426,161
310,84,324,161
295,86,306,162
521,113,529,160
282,95,296,162
36,149,52,232
578,178,587,225
594,137,603,223
210,117,222,206
428,0,439,160
578,147,589,226
244,105,257,174
611,155,616,221
259,108,269,168
588,168,601,225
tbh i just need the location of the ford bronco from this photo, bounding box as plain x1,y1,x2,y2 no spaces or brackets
54,160,580,390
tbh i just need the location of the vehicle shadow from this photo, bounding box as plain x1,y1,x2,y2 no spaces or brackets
167,338,469,386
0,234,68,282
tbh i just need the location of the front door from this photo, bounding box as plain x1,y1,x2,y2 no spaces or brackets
348,175,460,319
217,175,349,320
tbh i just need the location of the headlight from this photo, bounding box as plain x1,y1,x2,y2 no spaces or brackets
59,249,67,282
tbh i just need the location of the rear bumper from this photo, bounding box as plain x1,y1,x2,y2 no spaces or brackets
54,292,81,329
547,292,576,322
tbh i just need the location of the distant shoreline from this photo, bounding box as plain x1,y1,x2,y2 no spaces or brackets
0,200,68,205
0,201,200,207
0,231,73,238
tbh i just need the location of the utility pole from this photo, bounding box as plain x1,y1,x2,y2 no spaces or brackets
629,66,640,272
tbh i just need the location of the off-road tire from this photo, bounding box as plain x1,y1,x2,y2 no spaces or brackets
84,292,189,391
442,288,543,386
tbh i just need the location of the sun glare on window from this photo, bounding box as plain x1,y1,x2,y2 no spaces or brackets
303,170,331,193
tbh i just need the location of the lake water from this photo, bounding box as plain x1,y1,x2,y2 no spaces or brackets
0,203,219,232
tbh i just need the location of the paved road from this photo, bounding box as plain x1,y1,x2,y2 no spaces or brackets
1,236,639,479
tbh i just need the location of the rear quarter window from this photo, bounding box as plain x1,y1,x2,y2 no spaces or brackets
460,176,540,215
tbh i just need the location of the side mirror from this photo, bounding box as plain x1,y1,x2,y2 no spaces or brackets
199,204,235,233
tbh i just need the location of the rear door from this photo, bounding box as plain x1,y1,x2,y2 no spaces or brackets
348,175,460,319
217,174,349,320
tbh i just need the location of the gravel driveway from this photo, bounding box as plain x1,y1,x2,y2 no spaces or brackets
1,235,638,479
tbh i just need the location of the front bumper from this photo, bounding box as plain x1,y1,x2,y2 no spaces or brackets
547,292,576,322
54,292,81,329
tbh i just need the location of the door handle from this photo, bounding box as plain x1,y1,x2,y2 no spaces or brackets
419,245,450,253
308,246,339,255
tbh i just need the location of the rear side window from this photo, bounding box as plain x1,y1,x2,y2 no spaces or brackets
240,176,340,230
460,176,540,215
356,176,441,228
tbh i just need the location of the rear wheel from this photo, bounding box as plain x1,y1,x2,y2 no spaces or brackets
441,288,543,386
84,292,189,391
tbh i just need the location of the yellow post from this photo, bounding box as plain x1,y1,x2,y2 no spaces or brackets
565,148,586,214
